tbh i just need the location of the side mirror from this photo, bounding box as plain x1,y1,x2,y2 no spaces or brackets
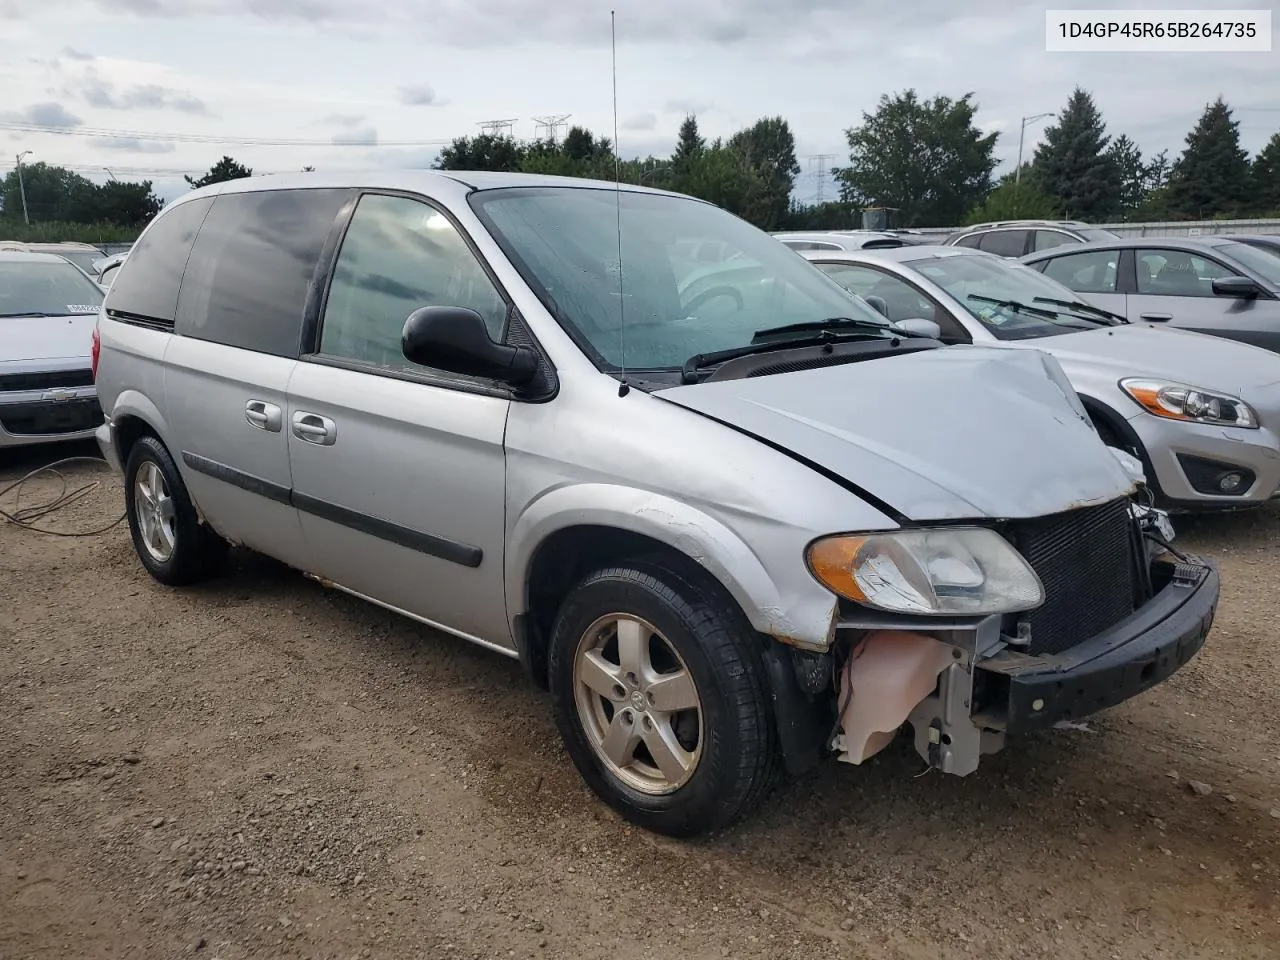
891,317,943,340
401,306,539,386
863,295,889,317
1212,275,1260,299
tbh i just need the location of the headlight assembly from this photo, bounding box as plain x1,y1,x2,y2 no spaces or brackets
1121,378,1258,428
806,527,1044,616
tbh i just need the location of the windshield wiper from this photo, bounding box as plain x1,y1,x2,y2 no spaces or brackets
752,316,899,340
1031,296,1129,324
0,311,66,318
680,329,895,384
966,294,1061,319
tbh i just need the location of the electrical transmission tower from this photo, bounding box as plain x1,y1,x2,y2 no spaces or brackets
532,114,572,143
808,154,836,203
477,119,518,138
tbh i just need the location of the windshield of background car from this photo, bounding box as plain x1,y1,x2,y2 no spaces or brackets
0,260,105,317
469,186,895,369
903,253,1103,340
54,251,102,274
1216,241,1280,286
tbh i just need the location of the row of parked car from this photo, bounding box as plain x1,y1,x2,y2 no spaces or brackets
770,222,1280,511
3,182,1273,836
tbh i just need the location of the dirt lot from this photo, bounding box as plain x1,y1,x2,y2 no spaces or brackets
2,443,1278,960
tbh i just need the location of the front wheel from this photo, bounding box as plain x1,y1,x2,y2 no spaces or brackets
548,562,778,837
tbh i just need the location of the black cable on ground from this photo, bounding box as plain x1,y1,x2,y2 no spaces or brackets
0,456,126,537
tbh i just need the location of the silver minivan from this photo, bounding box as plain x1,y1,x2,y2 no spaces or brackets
92,171,1219,836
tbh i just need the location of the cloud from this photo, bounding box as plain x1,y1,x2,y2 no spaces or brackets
332,125,378,145
0,101,83,127
398,83,439,106
622,112,657,131
60,46,94,60
664,98,714,116
72,73,210,113
98,136,178,153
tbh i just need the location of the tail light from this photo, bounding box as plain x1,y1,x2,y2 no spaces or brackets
91,323,101,381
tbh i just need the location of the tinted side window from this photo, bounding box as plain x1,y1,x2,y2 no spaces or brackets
978,230,1028,258
1042,250,1119,293
1034,230,1078,251
104,197,212,325
953,234,983,249
175,188,352,357
1135,249,1233,297
318,194,510,373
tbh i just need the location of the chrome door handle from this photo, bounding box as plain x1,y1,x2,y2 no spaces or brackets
245,400,282,432
291,411,337,445
1139,313,1172,322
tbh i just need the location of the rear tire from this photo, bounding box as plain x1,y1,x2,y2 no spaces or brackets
124,436,226,586
548,561,778,837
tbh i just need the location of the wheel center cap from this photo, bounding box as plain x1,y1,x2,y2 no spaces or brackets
629,690,647,712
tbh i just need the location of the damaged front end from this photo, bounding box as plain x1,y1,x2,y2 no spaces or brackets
775,496,1217,778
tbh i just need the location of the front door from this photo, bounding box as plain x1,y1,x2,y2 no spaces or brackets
286,193,514,648
1129,247,1280,352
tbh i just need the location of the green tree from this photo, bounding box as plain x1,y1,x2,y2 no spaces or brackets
678,140,768,221
671,115,706,176
781,199,860,230
727,116,801,231
434,134,526,172
1108,134,1145,217
964,180,1061,224
834,90,997,227
1,162,94,222
92,180,163,226
1164,98,1252,219
1250,133,1280,215
185,156,253,189
1032,87,1121,220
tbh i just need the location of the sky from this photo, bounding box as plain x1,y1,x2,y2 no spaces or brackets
0,0,1276,206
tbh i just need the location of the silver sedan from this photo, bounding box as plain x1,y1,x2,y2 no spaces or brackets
800,244,1280,511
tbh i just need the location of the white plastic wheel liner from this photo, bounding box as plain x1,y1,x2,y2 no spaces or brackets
834,630,956,765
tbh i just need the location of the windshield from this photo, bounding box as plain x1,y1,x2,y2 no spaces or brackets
903,253,1107,340
1078,228,1120,242
1217,241,1280,286
0,260,105,317
469,186,895,370
52,251,103,274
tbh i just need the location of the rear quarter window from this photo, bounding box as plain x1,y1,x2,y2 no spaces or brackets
978,230,1029,258
174,188,353,357
104,197,213,326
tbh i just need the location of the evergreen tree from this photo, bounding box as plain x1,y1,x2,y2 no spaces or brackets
671,115,706,174
1250,133,1280,215
1165,97,1251,219
1108,134,1145,215
1032,87,1121,220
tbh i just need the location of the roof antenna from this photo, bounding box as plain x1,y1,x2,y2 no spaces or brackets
611,9,630,398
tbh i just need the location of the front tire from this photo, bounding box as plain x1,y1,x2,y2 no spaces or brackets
124,435,226,586
548,562,778,837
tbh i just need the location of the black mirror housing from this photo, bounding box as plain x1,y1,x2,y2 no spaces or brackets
1212,275,1260,299
401,306,539,386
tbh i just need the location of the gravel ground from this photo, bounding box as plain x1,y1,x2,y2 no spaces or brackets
2,442,1278,960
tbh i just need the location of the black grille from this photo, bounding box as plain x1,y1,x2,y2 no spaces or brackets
0,398,103,436
0,369,94,393
1004,498,1137,656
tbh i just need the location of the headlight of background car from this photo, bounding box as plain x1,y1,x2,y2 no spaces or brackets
806,528,1044,616
1121,378,1258,428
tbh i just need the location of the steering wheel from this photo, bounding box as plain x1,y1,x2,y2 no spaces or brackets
683,286,744,314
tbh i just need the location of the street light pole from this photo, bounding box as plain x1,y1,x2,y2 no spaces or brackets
15,150,32,225
1013,113,1052,215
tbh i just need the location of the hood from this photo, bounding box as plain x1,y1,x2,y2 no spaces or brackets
654,346,1134,522
1015,323,1280,395
0,314,97,363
